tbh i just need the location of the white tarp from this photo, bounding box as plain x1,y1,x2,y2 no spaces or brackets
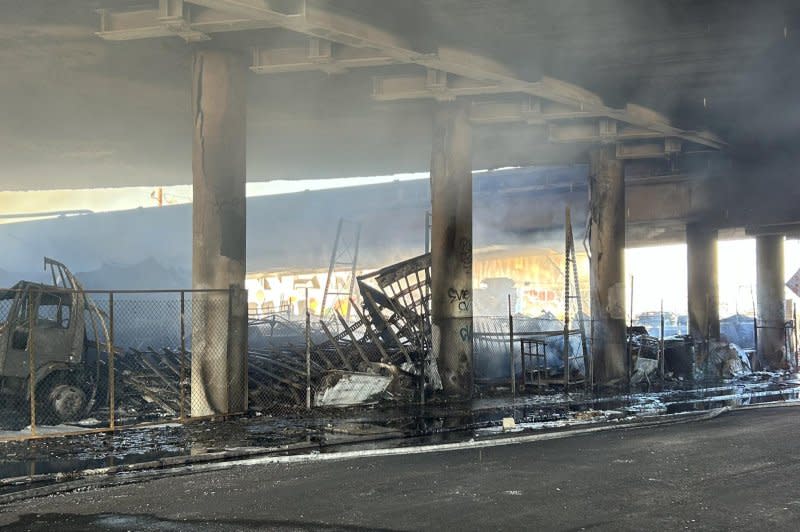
315,372,393,407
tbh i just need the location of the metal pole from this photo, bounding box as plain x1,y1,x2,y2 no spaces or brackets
659,299,665,386
179,290,186,421
508,294,515,398
753,317,759,370
419,310,426,406
563,212,571,395
590,318,595,391
520,338,526,392
243,287,249,414
28,290,37,436
345,223,362,322
108,292,116,430
425,211,432,254
751,289,759,370
320,218,343,320
628,275,634,390
305,287,311,411
792,303,798,371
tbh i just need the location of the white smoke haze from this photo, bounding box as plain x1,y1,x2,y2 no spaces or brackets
0,0,798,321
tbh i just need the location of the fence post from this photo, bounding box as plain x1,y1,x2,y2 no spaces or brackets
28,289,37,436
305,287,311,411
508,294,515,399
659,299,665,387
179,290,186,421
226,284,248,415
753,316,759,370
520,339,526,392
419,310,426,406
243,288,249,414
792,303,800,371
108,292,115,430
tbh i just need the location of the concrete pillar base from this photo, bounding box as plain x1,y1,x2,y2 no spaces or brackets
757,234,787,369
686,223,720,372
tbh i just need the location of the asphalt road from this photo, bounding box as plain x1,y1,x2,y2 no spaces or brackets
1,406,799,531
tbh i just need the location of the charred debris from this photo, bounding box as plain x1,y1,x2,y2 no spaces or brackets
0,254,785,431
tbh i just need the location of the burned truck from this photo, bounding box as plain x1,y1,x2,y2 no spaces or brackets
0,258,107,425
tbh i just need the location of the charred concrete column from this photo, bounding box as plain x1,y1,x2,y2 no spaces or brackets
686,223,720,348
756,234,786,369
191,48,247,416
430,101,473,399
589,145,627,386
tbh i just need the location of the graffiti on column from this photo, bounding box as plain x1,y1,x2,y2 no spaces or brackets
459,237,472,275
448,287,472,312
459,324,473,342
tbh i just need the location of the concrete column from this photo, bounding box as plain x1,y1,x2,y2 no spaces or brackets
190,48,247,416
686,223,720,348
756,234,786,369
589,145,627,386
430,101,473,399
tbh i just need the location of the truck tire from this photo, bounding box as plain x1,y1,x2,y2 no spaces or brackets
46,384,87,423
37,373,90,425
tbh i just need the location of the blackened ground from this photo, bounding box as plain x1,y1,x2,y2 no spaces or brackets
2,374,799,483
1,406,799,531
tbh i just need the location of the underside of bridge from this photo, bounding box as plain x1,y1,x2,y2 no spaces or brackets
4,0,800,405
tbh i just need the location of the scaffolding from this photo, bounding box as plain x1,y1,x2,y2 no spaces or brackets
320,218,361,323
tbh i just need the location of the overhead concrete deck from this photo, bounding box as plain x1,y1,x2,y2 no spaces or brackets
1,0,797,193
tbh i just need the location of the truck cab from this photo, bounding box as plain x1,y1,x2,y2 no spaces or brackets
0,258,102,425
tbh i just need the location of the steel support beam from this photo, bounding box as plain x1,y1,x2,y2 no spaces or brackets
252,38,397,74
191,48,248,416
589,145,627,386
96,1,276,42
686,223,720,356
756,234,787,369
183,1,724,150
430,101,473,400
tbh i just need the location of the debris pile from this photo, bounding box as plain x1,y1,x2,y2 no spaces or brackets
701,341,752,379
249,253,435,409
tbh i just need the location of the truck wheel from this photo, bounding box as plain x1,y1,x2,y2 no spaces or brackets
46,384,87,423
36,376,89,425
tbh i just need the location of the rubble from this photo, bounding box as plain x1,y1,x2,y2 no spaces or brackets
702,342,752,379
248,253,435,409
628,327,660,384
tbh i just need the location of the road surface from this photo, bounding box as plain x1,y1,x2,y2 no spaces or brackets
1,405,799,531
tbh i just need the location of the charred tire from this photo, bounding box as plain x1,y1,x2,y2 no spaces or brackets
36,373,90,425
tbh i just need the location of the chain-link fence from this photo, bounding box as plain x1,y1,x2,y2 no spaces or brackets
473,314,594,392
1,279,698,443
0,287,240,440
247,296,426,414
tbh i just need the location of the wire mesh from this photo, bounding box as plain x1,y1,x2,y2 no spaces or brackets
0,287,246,441
473,314,583,384
0,279,629,442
